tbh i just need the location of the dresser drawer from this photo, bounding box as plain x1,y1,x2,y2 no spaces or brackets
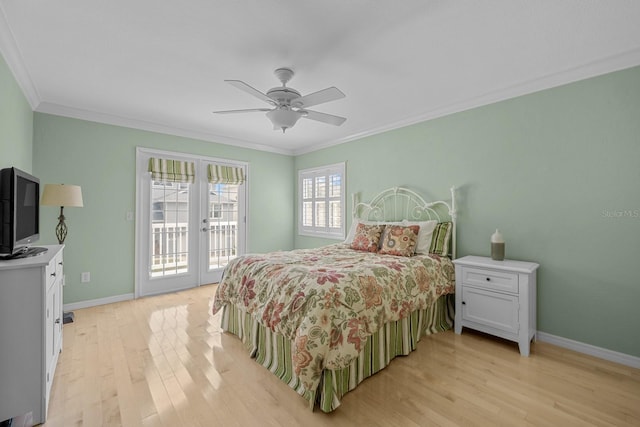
45,253,62,290
54,251,63,281
461,266,518,293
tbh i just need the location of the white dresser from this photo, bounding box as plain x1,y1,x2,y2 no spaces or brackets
0,245,64,424
453,255,539,356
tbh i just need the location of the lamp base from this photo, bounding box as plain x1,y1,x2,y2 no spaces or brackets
55,207,67,244
63,311,74,324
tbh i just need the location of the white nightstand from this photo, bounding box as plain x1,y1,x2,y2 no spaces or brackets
453,255,539,356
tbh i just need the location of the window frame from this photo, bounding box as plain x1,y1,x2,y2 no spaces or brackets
298,162,346,240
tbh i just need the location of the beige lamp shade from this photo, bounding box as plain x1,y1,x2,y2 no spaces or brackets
41,184,84,207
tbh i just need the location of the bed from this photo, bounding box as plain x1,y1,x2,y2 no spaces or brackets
212,186,457,412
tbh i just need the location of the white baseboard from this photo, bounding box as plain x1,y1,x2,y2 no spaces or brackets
537,331,640,369
63,293,134,311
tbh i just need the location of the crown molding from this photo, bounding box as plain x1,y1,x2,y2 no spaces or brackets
36,46,640,158
0,5,40,109
294,47,640,156
3,1,639,160
35,102,295,156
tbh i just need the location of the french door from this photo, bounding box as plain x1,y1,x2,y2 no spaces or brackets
200,180,244,284
136,148,247,297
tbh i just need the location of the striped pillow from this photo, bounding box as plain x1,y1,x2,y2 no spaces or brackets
429,222,452,256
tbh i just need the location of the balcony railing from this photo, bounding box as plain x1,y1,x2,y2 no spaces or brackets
151,221,238,277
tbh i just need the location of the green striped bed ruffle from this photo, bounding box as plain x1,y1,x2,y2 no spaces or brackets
220,293,454,412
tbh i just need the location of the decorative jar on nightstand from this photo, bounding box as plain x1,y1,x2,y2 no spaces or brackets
453,255,539,356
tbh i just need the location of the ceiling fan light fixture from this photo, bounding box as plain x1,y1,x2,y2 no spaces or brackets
266,108,303,133
214,67,346,133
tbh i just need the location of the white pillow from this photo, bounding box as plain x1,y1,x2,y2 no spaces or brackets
401,219,438,254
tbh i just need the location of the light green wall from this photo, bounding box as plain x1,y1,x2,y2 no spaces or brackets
33,113,294,304
295,66,640,357
4,40,639,358
0,54,33,171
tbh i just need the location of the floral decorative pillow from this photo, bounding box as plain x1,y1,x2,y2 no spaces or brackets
379,225,420,256
344,220,394,244
350,223,385,252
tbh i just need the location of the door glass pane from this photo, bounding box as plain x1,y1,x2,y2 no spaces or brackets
150,181,190,277
208,183,239,270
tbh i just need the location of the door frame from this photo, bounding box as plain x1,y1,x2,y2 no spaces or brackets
134,147,249,298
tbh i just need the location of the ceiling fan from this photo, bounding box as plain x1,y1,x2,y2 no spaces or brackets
213,67,346,133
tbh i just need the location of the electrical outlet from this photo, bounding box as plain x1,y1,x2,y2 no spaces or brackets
81,272,91,283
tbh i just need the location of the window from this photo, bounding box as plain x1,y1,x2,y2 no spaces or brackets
298,162,345,239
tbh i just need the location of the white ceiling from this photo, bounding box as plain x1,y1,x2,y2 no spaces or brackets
1,1,640,155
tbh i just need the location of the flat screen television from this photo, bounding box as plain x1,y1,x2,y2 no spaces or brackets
0,167,46,259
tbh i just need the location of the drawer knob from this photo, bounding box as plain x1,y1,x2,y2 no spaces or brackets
486,277,491,281
462,301,466,305
50,272,56,277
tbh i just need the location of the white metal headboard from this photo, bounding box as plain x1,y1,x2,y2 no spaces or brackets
352,186,458,258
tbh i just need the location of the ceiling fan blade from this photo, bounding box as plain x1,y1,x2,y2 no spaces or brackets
225,80,275,105
212,108,271,114
302,109,347,126
296,87,345,108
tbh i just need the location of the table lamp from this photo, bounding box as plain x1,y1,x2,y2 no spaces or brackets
41,184,84,244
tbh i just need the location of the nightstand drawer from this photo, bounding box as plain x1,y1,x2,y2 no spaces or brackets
461,266,518,293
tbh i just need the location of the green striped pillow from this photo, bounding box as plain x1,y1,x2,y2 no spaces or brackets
429,222,452,256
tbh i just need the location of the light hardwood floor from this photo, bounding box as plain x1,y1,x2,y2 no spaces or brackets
43,285,640,427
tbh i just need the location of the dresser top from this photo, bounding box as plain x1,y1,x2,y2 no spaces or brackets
0,245,63,271
453,255,539,274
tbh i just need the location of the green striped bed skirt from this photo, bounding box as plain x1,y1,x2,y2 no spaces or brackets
220,293,454,412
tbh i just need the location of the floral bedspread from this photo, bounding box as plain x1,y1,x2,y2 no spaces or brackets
212,244,455,396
